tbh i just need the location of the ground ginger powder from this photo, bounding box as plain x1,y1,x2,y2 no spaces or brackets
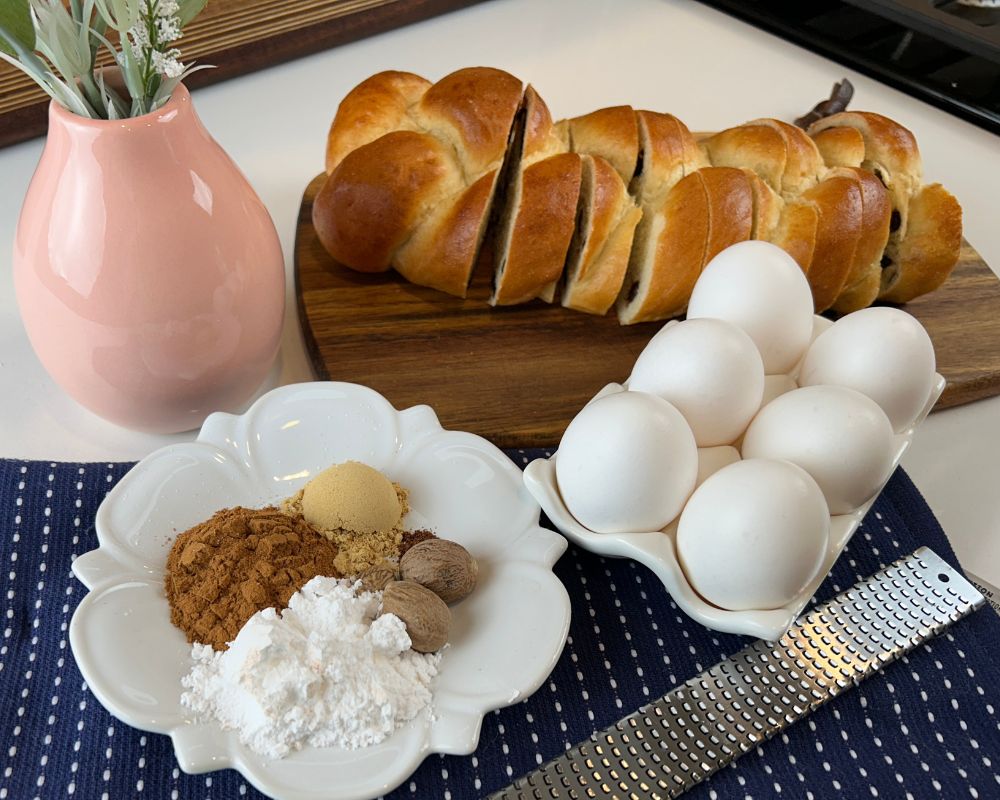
164,507,340,650
283,476,410,576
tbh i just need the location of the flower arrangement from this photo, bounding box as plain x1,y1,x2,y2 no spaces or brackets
0,0,208,119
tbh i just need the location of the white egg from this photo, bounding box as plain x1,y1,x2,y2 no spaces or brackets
629,318,764,447
677,459,830,611
790,315,834,380
742,385,895,514
798,307,936,432
760,374,797,408
687,241,814,374
556,391,698,533
696,446,740,487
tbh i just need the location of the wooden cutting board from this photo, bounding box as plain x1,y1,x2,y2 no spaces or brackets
295,172,1000,448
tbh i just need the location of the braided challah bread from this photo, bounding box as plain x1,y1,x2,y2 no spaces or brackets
312,68,963,324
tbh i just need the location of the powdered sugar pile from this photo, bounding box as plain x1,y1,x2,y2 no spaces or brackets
180,576,440,758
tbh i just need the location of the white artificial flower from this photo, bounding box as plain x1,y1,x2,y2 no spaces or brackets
156,16,181,43
152,48,185,79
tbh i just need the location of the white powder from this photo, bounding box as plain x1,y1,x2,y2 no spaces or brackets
180,576,441,758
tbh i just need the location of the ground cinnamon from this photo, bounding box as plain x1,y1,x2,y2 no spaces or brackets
399,529,436,556
165,507,340,650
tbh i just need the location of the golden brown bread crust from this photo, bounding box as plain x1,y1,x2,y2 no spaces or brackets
617,171,709,324
631,111,707,208
769,200,819,274
703,124,787,196
324,71,431,175
395,169,497,297
879,183,962,304
491,153,583,306
809,111,921,179
561,155,640,315
522,85,568,165
701,167,754,266
566,105,639,184
811,126,864,169
412,67,524,181
313,131,462,273
808,111,922,235
747,118,825,198
828,167,891,313
799,176,864,312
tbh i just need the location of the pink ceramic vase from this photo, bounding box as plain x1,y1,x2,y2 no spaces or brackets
13,84,284,433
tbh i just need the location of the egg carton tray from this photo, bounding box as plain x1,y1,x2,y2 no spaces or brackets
523,374,946,640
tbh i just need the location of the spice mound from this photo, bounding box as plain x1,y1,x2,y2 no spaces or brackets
284,460,410,575
165,507,339,650
181,576,440,758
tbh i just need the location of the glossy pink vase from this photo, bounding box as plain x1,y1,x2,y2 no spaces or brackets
14,84,284,433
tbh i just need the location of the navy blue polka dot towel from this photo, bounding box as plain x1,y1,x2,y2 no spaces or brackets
1,454,998,800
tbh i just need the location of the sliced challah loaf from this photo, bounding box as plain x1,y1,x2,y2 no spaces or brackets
312,68,963,324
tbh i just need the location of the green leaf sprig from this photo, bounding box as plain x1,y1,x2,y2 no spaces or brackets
0,0,209,120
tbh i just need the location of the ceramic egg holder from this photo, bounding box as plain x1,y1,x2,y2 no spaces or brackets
523,375,945,641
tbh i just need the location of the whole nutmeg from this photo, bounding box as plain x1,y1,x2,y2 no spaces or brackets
381,580,450,653
400,539,478,604
359,561,399,592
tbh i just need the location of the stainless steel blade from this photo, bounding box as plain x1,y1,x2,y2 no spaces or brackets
490,547,984,800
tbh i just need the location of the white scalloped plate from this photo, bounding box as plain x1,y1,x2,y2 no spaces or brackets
523,375,945,641
69,382,570,800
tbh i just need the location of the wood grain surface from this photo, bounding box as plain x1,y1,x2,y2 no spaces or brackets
0,0,481,149
296,172,1000,447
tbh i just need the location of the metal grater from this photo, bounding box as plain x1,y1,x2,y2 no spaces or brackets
490,548,984,800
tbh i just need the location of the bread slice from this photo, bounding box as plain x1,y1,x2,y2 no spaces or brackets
612,111,708,324
798,176,864,312
521,85,568,165
486,85,581,306
324,71,431,175
313,131,464,274
617,171,709,324
879,183,962,304
828,167,891,313
491,153,583,305
630,111,708,208
561,155,641,315
701,167,754,265
565,105,639,184
745,169,783,242
769,199,819,274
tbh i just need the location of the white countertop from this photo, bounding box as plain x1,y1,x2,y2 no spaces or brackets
1,0,997,585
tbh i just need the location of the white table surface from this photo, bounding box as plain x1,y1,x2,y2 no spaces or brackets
1,0,998,586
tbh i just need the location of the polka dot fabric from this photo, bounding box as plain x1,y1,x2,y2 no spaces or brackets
1,455,998,800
